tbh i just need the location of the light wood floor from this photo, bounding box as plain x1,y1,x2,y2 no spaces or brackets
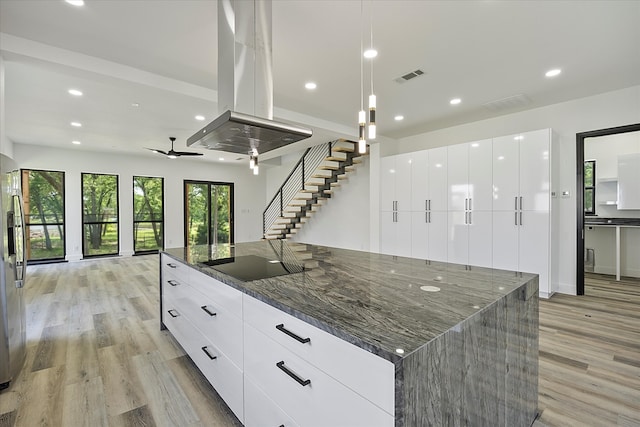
0,257,638,426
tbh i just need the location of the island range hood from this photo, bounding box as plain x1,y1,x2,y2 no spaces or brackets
188,0,312,155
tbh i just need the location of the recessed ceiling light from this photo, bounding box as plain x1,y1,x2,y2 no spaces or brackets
450,98,461,105
72,140,81,145
70,121,82,127
394,115,404,121
363,49,378,59
131,102,140,108
65,0,84,6
68,89,83,96
219,157,225,161
545,68,562,78
471,143,479,147
304,82,317,90
195,115,205,121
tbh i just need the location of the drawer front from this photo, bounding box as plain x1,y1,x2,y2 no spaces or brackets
244,295,394,415
244,323,394,427
179,285,243,368
161,254,189,279
189,268,243,317
244,376,299,427
161,299,190,355
164,301,244,423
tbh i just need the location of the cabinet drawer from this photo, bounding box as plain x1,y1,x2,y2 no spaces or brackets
161,254,189,278
164,301,244,423
243,295,394,415
179,285,243,368
189,268,243,317
244,376,299,427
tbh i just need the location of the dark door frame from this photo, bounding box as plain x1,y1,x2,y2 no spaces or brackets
183,180,235,248
576,123,640,295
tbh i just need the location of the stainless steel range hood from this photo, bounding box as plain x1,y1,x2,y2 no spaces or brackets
188,0,312,155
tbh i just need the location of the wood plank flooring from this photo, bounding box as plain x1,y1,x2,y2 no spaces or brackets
0,257,638,426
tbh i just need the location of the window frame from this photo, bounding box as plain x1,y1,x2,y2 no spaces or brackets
584,160,596,216
81,172,120,258
183,180,234,248
132,175,165,255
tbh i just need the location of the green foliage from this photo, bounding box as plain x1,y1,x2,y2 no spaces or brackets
186,182,232,247
134,176,164,251
82,173,118,253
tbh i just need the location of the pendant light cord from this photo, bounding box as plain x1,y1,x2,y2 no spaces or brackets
370,0,374,94
360,0,364,112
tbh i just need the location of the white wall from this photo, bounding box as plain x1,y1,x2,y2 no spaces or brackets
285,86,639,295
14,144,265,260
0,55,14,159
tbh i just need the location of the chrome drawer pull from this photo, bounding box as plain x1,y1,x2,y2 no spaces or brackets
276,324,311,344
276,361,310,387
167,263,177,269
167,309,179,318
201,305,217,317
201,346,217,360
167,280,179,286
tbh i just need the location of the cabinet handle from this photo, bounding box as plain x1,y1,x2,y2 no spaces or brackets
425,199,428,210
514,196,518,210
469,198,472,211
428,212,431,223
469,211,472,224
425,211,428,223
201,346,217,360
515,212,518,226
520,196,523,210
167,263,177,269
428,199,431,210
465,198,468,210
276,324,311,344
520,211,523,226
276,361,311,386
167,309,179,318
201,305,217,317
167,280,179,287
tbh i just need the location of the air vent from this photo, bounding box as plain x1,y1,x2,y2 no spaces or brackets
482,94,531,112
394,69,425,84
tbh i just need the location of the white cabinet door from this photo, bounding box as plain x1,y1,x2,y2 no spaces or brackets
379,211,397,256
428,147,448,212
617,153,640,209
518,210,550,294
428,211,448,262
395,210,412,257
468,139,493,212
447,144,468,212
468,210,492,268
380,156,396,212
492,135,520,212
395,153,413,212
411,211,428,260
410,150,429,212
519,129,550,212
492,211,519,272
447,211,469,265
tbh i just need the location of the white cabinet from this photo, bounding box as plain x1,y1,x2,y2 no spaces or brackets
491,129,555,297
446,140,492,267
618,153,640,209
380,153,413,257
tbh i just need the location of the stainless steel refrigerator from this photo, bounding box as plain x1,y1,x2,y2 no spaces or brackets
0,154,26,390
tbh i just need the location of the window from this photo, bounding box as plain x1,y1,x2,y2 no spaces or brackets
21,169,65,262
133,176,164,254
82,173,119,257
184,181,233,249
584,160,596,215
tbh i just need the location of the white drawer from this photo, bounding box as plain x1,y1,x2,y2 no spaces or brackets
244,323,394,427
177,284,243,368
161,254,189,278
243,294,395,415
244,376,299,427
190,268,243,317
164,301,244,423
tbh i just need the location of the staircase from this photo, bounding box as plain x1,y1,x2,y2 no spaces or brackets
263,139,363,240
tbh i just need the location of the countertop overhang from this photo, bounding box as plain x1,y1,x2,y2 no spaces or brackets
584,217,640,226
162,241,537,364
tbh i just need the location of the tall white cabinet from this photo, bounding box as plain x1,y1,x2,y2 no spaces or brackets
380,128,557,298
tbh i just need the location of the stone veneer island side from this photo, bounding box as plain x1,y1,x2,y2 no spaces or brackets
160,240,538,427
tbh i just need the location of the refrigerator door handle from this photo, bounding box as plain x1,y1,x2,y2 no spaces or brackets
12,194,27,285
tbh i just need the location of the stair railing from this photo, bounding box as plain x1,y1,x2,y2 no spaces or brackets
263,140,336,236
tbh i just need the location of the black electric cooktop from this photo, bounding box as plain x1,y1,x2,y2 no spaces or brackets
201,255,304,282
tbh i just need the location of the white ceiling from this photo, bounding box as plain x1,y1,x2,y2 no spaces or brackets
1,0,639,163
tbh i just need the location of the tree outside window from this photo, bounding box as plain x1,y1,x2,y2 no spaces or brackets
82,173,119,257
133,176,164,253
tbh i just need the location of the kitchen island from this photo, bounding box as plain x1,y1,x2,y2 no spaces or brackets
161,240,538,427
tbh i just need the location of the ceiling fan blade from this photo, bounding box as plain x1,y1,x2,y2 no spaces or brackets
145,147,168,155
173,151,204,156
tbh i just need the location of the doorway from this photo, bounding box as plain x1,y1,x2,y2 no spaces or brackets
184,180,234,249
576,123,640,295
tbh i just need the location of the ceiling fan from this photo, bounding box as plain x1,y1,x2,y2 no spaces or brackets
146,137,203,159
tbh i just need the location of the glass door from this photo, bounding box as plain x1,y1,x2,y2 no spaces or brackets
185,181,233,249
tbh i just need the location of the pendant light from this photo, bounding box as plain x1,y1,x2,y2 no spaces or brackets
367,0,376,141
358,1,367,154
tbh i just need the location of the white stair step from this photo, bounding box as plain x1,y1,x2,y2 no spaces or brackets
345,165,356,172
311,169,333,179
264,235,281,240
270,224,289,230
266,229,285,236
306,177,326,186
274,217,293,224
352,156,363,164
282,211,298,218
326,152,347,161
290,199,310,206
301,185,320,193
318,160,339,170
294,192,313,200
284,206,302,212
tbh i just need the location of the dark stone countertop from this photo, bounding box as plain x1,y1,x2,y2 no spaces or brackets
162,241,536,364
584,217,640,226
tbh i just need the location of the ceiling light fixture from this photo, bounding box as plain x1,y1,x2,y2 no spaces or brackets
195,115,205,121
219,157,225,161
366,0,376,143
545,68,562,78
131,102,140,108
70,121,82,127
394,115,404,121
363,49,377,59
65,0,84,6
68,89,83,96
305,82,317,90
357,1,367,155
450,98,461,105
72,140,81,145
